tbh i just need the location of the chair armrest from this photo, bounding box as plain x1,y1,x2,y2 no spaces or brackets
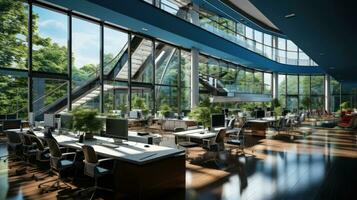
62,152,77,161
98,158,115,163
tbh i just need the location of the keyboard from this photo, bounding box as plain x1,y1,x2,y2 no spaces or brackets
99,143,119,148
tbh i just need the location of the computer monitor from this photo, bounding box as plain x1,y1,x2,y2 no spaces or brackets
211,114,225,128
105,118,128,141
6,114,16,120
129,111,139,119
0,115,5,120
256,110,265,119
60,113,73,131
44,114,55,128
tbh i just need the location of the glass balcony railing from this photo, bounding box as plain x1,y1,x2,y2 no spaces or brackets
142,0,318,67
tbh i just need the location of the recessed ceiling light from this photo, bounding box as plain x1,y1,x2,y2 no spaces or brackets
319,53,325,56
285,13,296,18
142,28,148,31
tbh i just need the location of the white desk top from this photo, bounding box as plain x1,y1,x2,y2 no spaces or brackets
173,128,221,139
8,129,183,165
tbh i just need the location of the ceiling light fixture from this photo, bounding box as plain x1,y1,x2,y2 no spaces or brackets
285,13,296,18
142,28,148,31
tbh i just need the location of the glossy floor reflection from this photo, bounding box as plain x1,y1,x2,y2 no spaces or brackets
0,128,356,200
184,128,357,200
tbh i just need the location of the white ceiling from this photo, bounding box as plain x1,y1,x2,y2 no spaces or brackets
227,0,278,30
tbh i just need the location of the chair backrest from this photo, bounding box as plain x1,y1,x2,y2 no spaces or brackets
215,129,226,144
22,133,33,146
6,131,22,144
227,118,235,129
46,138,62,158
82,145,98,163
3,120,21,130
28,134,45,151
347,115,357,128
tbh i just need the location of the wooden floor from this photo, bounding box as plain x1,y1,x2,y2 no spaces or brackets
1,126,356,200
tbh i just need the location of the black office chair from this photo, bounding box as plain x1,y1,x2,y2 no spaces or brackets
38,138,76,193
6,131,23,161
77,145,113,199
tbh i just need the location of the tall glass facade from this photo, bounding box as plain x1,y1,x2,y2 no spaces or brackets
0,0,355,120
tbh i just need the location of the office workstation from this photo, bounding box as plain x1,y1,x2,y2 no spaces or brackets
1,0,357,199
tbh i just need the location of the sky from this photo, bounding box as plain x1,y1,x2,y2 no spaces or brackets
34,6,127,69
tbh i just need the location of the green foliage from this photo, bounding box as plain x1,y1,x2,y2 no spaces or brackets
274,106,283,118
72,108,103,133
272,98,281,109
189,106,211,128
340,101,349,110
159,104,172,117
301,96,310,109
189,96,222,128
132,96,149,117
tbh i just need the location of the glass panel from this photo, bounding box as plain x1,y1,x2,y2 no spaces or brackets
72,17,100,90
311,76,324,95
287,75,298,94
155,42,178,86
299,95,310,110
0,74,28,119
33,6,67,73
132,86,153,115
299,76,310,95
32,78,67,120
181,50,191,88
287,51,298,65
0,1,28,69
156,85,178,113
104,26,128,74
132,37,153,84
287,40,298,51
263,34,272,46
311,96,324,111
287,96,298,113
104,81,128,115
264,73,272,94
236,69,245,93
253,71,263,93
278,74,286,107
278,38,286,50
245,70,254,93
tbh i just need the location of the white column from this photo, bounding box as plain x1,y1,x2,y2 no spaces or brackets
272,72,279,99
325,74,331,112
191,48,199,109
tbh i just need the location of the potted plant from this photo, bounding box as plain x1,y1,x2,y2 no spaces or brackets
72,108,103,140
189,106,211,129
118,103,127,118
132,96,150,118
159,104,172,118
274,106,283,120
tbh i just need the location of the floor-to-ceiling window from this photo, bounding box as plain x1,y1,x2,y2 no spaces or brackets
311,76,325,111
286,75,298,112
72,17,100,110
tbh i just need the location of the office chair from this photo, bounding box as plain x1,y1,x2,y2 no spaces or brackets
202,129,226,151
38,138,76,193
6,131,24,161
227,121,247,153
77,145,113,200
26,133,50,163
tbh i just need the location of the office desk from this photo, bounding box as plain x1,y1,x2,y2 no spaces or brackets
7,129,185,198
173,128,223,141
246,119,270,136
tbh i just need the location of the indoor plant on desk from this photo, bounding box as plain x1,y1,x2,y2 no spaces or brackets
159,104,172,118
72,108,103,140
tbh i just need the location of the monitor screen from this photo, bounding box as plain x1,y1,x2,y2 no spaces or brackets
44,114,55,128
129,111,139,119
256,110,265,119
60,113,73,131
211,114,225,128
6,114,16,120
105,118,128,140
